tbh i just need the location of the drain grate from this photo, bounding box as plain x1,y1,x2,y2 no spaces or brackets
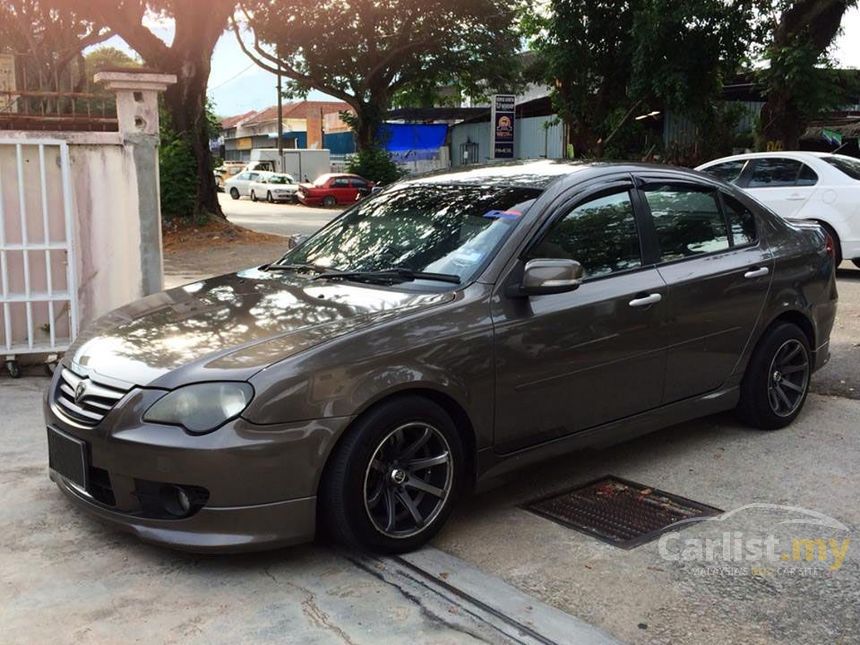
524,476,722,549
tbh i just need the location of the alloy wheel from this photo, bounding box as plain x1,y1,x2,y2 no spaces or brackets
767,339,810,417
363,422,453,539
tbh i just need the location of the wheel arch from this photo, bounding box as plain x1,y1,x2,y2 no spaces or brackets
756,309,816,356
314,387,479,498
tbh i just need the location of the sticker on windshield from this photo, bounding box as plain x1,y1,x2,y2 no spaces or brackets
483,209,523,220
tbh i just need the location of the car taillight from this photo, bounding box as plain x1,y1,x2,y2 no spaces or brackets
824,231,836,258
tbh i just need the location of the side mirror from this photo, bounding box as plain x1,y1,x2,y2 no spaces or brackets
516,258,584,296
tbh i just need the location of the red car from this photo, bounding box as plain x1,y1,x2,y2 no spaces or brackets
297,173,374,207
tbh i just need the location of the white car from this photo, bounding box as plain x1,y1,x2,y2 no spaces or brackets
248,173,299,203
225,170,272,200
697,151,860,267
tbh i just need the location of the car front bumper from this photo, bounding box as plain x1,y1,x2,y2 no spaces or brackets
44,379,352,553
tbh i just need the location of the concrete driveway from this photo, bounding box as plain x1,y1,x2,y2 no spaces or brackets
219,192,342,238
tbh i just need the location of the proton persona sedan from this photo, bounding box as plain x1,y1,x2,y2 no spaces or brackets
45,161,837,554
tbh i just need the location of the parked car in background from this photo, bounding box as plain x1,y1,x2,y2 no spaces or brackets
214,161,246,192
697,151,860,267
298,173,373,207
225,170,271,200
46,161,836,554
249,173,299,203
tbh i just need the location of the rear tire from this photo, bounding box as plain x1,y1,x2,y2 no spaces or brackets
853,259,860,270
319,395,464,553
817,221,842,267
250,191,257,202
229,187,240,200
267,191,274,203
736,322,811,430
322,195,337,208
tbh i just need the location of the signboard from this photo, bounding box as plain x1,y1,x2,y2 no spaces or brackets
0,54,17,113
491,94,515,159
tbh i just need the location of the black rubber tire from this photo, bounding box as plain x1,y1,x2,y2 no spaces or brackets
322,195,337,208
229,187,240,200
267,191,274,203
251,191,258,202
817,221,842,267
853,259,860,270
736,322,811,430
319,395,465,553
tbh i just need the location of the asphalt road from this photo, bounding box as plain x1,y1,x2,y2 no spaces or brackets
220,192,343,238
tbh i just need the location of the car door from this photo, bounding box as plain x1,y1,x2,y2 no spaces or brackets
331,177,352,203
492,180,668,453
740,157,818,219
635,176,773,403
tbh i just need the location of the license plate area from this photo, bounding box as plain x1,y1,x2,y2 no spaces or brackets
47,427,88,490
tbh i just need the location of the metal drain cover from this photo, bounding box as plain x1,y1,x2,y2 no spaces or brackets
525,476,722,549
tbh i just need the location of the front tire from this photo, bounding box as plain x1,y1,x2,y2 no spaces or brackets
853,259,860,270
229,187,240,200
319,396,464,553
736,322,811,430
267,191,274,203
250,191,257,202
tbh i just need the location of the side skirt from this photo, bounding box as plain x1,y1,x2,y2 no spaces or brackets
475,386,739,492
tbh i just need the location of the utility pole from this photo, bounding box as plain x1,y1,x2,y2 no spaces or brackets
276,61,284,171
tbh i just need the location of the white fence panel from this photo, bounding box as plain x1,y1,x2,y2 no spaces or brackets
0,139,77,364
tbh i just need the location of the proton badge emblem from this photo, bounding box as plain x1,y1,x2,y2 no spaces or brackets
74,381,87,404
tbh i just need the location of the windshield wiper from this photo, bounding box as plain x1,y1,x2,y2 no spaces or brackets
262,262,325,273
311,267,461,285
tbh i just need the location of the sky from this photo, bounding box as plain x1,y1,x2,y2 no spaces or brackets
105,6,860,119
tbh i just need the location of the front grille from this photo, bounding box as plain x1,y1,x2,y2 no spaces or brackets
53,367,129,427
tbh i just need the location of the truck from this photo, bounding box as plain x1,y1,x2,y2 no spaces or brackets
247,148,332,183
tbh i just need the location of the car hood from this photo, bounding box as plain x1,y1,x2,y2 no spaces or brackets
66,267,453,388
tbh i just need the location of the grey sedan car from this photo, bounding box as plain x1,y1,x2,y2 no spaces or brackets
45,160,837,553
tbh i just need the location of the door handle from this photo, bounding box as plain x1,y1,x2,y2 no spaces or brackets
744,267,769,279
629,293,662,308
786,194,806,201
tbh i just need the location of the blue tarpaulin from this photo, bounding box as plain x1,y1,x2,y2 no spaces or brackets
381,123,448,153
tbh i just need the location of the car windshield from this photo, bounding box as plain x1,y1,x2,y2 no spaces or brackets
822,155,860,180
278,184,540,284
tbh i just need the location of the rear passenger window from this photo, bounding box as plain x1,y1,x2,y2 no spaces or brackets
705,160,747,183
529,190,641,278
797,164,818,186
747,159,802,187
644,185,729,261
721,194,757,246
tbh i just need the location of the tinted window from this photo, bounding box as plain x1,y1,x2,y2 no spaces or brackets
797,164,818,186
747,159,801,187
822,155,860,180
351,179,368,188
705,160,747,183
332,178,350,187
529,191,641,278
644,186,729,261
722,194,757,246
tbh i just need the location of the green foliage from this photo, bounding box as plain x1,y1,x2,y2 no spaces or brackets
526,0,758,158
84,46,139,72
242,0,524,148
159,99,221,221
346,147,406,186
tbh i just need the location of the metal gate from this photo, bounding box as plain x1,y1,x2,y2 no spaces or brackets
0,139,78,375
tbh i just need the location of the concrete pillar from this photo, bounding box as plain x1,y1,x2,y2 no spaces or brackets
94,71,176,296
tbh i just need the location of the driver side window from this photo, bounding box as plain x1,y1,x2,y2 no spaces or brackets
528,190,642,278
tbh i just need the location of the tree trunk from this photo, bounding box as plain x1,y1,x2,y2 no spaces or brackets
157,45,222,218
761,0,851,150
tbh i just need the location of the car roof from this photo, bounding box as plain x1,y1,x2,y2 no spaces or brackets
697,151,841,168
398,159,707,190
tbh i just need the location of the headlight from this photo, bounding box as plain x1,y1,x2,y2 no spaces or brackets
144,382,254,434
